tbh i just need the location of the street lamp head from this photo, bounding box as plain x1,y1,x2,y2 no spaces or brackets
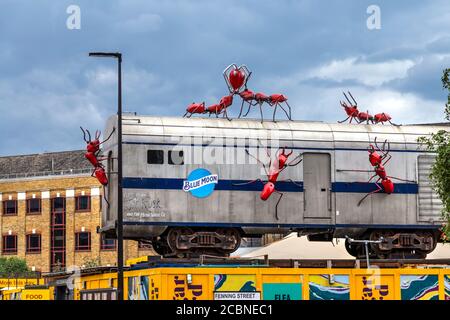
89,52,122,60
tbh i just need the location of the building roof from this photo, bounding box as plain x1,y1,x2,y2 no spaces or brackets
0,150,91,180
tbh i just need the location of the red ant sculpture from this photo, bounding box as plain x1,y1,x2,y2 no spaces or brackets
183,95,234,120
183,102,206,118
206,94,233,120
223,64,251,94
238,91,292,123
339,91,399,125
372,112,397,125
234,141,303,219
337,138,415,206
339,91,360,123
183,64,293,122
81,127,115,186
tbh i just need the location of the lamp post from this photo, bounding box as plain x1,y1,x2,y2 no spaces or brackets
89,52,124,300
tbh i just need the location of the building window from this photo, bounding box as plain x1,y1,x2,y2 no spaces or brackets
26,234,41,253
75,196,91,212
168,150,184,165
26,198,41,215
3,200,17,216
2,235,17,254
138,241,153,250
100,234,116,251
75,232,91,251
147,150,164,164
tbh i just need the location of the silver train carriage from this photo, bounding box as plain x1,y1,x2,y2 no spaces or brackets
100,115,447,258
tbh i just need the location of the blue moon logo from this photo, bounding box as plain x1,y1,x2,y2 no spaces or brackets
183,168,218,198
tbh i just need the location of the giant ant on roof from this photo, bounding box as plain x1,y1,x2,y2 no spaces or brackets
339,91,399,125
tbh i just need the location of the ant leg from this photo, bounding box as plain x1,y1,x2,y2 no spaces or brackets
382,154,392,166
336,169,374,172
388,176,416,183
223,108,232,121
232,178,263,186
338,116,350,123
282,179,303,188
183,111,188,117
287,154,303,167
279,104,290,120
285,101,292,120
245,149,269,176
259,103,264,124
238,99,246,118
243,102,253,117
388,120,400,126
274,191,284,220
103,193,110,208
255,139,271,169
357,181,382,206
272,104,278,122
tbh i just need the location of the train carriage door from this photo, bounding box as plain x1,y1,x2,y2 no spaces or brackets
303,153,332,219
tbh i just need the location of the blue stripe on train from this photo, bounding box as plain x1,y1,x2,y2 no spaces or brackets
331,182,418,194
122,177,303,192
122,177,418,194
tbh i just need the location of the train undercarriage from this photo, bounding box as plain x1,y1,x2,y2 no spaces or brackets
343,229,439,260
148,227,242,257
141,227,439,259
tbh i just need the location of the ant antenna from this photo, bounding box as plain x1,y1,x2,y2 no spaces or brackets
347,91,358,106
99,127,116,145
80,127,88,143
342,92,353,106
86,129,92,142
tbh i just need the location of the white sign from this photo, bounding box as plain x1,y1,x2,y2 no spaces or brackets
214,292,261,300
183,174,218,192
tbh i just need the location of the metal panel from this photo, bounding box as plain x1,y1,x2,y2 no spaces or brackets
303,153,332,219
417,155,443,222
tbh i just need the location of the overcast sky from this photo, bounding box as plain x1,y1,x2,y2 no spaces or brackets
0,0,449,156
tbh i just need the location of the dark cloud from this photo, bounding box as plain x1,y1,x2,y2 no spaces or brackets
0,0,449,156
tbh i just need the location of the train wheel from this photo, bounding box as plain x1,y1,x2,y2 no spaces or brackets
344,238,360,258
216,228,241,254
151,237,173,256
167,227,194,255
369,230,392,259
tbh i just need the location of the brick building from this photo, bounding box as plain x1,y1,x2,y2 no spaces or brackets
0,150,154,272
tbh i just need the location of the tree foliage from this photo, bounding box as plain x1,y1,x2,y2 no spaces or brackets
0,257,30,274
418,68,450,240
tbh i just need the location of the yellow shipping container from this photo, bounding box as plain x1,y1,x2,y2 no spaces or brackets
77,266,450,301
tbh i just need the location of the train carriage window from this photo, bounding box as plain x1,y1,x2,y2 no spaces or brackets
147,150,164,164
168,150,184,165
